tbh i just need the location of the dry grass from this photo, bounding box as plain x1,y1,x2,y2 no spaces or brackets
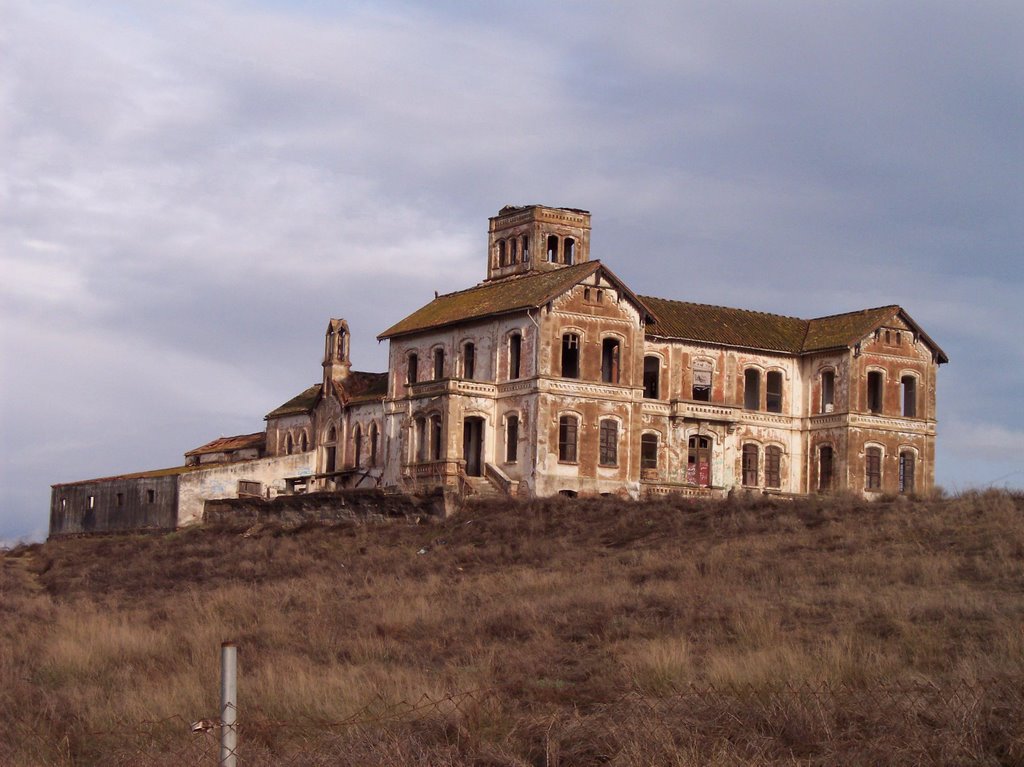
3,489,1024,765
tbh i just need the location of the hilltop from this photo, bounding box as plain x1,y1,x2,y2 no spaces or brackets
3,491,1024,765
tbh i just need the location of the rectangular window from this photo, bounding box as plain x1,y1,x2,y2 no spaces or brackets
643,357,660,399
407,353,418,385
766,371,783,413
765,446,781,489
506,415,519,463
742,445,758,486
430,415,442,461
561,334,580,378
901,376,917,417
744,369,760,410
641,433,658,470
146,489,155,503
509,334,522,379
87,495,95,509
818,446,833,492
867,371,883,414
899,451,915,494
599,419,618,466
238,480,261,497
821,370,835,412
601,338,620,383
692,362,712,401
558,416,578,462
865,447,882,491
116,492,124,507
433,348,445,380
463,343,475,380
326,445,337,473
415,419,427,463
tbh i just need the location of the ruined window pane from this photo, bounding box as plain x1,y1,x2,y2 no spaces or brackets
415,418,427,463
407,353,418,385
463,343,475,380
430,415,442,461
765,446,781,489
433,348,445,380
506,415,519,462
547,235,559,263
818,446,833,491
643,356,660,399
601,338,620,383
742,444,758,486
509,334,522,379
522,235,530,262
509,238,518,264
744,369,760,410
867,371,883,414
865,446,882,490
564,238,575,265
899,451,915,494
821,370,835,412
561,334,580,378
599,419,618,466
692,361,712,401
766,371,783,413
900,375,917,417
558,416,578,462
640,433,658,470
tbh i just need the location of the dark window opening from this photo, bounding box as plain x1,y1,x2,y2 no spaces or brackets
433,348,445,380
547,235,559,262
146,489,155,504
596,289,603,302
818,446,833,492
584,287,591,301
506,414,519,463
821,370,835,412
430,414,442,461
415,418,427,462
765,446,781,489
300,432,308,452
509,334,522,379
558,416,578,462
369,423,378,466
865,446,882,491
286,434,294,455
116,492,124,507
564,238,575,264
509,238,518,264
498,240,507,267
901,375,917,417
687,435,712,486
899,451,915,494
742,444,758,486
407,353,418,385
867,371,883,413
325,445,337,473
599,419,618,466
561,334,580,378
640,434,658,470
601,338,620,383
896,332,902,346
744,369,760,410
353,426,362,468
766,371,783,413
522,235,530,262
643,356,660,399
692,362,712,401
463,342,475,380
558,489,578,498
885,330,891,344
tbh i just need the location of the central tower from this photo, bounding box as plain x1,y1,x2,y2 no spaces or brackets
485,205,591,281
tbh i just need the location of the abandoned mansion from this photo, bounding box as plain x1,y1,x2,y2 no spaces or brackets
50,205,947,535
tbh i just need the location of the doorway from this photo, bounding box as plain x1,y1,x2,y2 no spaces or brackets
687,435,712,486
463,417,485,476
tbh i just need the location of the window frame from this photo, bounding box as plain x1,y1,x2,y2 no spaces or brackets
765,445,782,489
598,418,619,467
864,445,883,491
640,432,659,471
505,413,519,463
765,370,783,413
561,332,581,379
742,444,759,487
642,355,661,399
558,414,579,463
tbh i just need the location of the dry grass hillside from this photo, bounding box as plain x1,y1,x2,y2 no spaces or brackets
3,490,1024,766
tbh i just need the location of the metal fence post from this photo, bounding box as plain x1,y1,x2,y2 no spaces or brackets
220,641,238,767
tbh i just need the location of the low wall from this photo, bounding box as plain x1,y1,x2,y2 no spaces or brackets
203,487,456,526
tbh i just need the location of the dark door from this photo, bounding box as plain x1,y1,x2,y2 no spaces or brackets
687,435,712,486
463,417,484,476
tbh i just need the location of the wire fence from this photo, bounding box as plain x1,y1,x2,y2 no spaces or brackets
75,677,1024,766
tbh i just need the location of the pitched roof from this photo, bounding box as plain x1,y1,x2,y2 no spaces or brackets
333,371,389,404
265,384,321,419
802,305,900,352
377,262,602,339
184,432,266,457
52,464,203,488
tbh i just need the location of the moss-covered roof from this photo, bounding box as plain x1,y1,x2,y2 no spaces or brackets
184,432,266,457
265,384,322,419
378,262,602,339
335,371,389,404
803,305,901,352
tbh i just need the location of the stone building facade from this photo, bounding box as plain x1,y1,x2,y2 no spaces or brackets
50,204,946,536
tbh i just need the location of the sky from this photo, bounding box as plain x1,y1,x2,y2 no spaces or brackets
2,0,1022,542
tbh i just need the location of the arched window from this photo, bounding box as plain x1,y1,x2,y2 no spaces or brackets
821,370,835,412
687,435,712,486
509,237,518,264
505,414,519,463
818,445,833,492
765,446,782,489
599,419,618,466
463,342,476,380
509,333,522,379
498,240,507,267
643,356,660,399
352,425,362,468
601,338,620,383
369,422,378,466
407,353,418,385
865,446,882,490
285,433,294,455
766,371,783,413
900,375,917,417
558,415,578,462
547,235,559,262
867,371,884,414
433,347,445,380
744,369,760,410
899,451,915,494
561,333,580,378
640,433,659,470
742,444,759,486
563,237,575,264
299,432,308,452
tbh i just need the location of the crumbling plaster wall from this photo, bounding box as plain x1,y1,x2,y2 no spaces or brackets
49,474,179,537
266,412,312,458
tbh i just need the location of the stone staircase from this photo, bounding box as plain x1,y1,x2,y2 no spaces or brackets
463,475,505,501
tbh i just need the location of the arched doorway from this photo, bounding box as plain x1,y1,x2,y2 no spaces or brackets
463,417,485,477
687,435,712,486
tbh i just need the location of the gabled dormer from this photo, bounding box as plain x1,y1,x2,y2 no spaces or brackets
486,204,591,281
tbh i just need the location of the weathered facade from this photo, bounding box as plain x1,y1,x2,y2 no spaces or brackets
49,204,946,537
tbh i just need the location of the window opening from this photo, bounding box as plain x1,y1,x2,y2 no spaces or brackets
498,240,507,267
599,419,618,466
601,338,620,383
546,235,559,263
300,432,308,451
643,356,660,399
522,235,530,262
640,433,658,470
407,353,418,385
506,414,519,463
818,446,833,491
146,489,155,503
742,445,759,486
561,334,580,378
286,434,294,455
821,370,835,412
415,418,428,463
509,238,518,264
692,360,712,401
885,330,891,344
766,371,783,413
867,371,883,413
558,416,578,462
463,342,475,380
765,446,781,489
865,446,882,491
369,423,378,466
88,495,95,509
325,445,337,473
900,375,917,417
353,425,362,468
899,451,915,494
563,238,575,264
509,333,522,379
687,435,712,486
433,348,444,380
744,369,760,410
116,492,124,507
430,414,442,461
